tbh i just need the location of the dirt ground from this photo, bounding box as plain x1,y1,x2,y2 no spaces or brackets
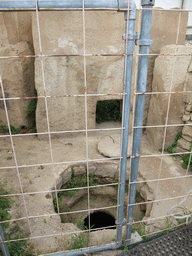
0,122,192,255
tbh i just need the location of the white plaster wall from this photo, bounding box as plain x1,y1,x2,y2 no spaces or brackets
183,0,192,27
134,0,192,28
134,0,181,9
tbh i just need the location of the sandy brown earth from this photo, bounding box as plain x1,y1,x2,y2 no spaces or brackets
0,122,192,255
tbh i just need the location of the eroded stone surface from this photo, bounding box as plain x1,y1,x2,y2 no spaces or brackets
177,138,191,150
146,45,192,149
182,125,192,137
0,13,35,128
32,11,188,136
0,42,35,128
97,134,132,158
1,134,192,254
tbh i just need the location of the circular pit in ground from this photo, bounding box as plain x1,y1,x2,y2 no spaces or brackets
84,211,116,230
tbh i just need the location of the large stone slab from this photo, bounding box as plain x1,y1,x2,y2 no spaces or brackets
177,138,191,151
143,9,188,123
32,11,125,135
182,125,192,137
0,12,35,128
146,45,192,149
32,10,188,137
0,42,35,128
97,134,131,158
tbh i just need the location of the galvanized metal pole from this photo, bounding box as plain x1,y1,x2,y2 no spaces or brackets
43,242,117,256
116,0,137,246
0,225,10,256
0,0,134,11
126,0,155,246
0,0,140,254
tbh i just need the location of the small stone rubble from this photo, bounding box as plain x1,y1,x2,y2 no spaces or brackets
177,102,192,151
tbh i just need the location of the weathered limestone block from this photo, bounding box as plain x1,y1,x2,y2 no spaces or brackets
182,115,190,122
146,45,192,149
184,73,192,104
0,42,35,128
0,12,35,128
32,11,125,135
32,10,188,137
182,125,192,137
95,161,119,179
35,56,124,134
182,134,192,142
141,9,188,122
91,186,117,199
97,134,132,158
177,138,191,151
1,12,32,44
186,104,192,112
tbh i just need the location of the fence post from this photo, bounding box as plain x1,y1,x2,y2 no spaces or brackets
126,0,155,246
0,225,10,256
116,0,137,247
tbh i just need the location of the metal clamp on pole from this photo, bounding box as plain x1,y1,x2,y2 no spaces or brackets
136,38,153,45
141,0,155,6
122,32,138,41
116,218,127,226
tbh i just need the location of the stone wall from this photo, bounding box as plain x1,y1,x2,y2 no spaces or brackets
32,9,188,135
0,12,35,128
0,9,188,134
143,8,188,122
176,62,192,152
146,45,192,149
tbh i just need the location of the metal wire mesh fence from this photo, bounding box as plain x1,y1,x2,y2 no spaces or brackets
0,0,191,256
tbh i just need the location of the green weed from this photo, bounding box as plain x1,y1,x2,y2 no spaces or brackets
113,177,118,190
53,170,97,213
45,194,51,199
24,97,37,133
180,142,192,171
53,191,63,213
162,217,172,233
0,125,20,134
71,232,88,249
7,156,13,161
27,126,36,133
172,132,183,147
132,221,154,240
160,132,182,155
181,153,192,170
65,170,96,196
142,124,146,132
0,181,34,256
163,131,192,171
175,206,192,225
3,224,33,256
77,220,85,230
0,181,13,230
24,98,37,120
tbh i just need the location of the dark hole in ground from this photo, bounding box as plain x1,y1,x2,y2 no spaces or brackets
96,99,122,124
84,211,116,230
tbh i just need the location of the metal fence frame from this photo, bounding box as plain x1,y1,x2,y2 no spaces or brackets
0,1,154,255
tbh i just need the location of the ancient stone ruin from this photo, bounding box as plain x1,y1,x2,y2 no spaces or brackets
0,10,188,137
1,9,192,255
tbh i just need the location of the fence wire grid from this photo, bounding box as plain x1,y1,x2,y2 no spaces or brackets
0,0,192,256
